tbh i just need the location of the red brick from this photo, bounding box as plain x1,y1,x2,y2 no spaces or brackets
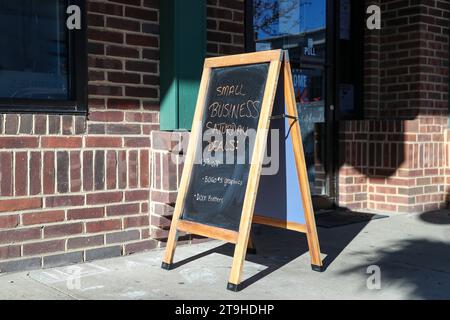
67,235,104,249
0,215,19,229
88,29,124,43
106,151,117,190
89,111,124,122
29,152,41,195
107,98,140,109
150,228,169,240
68,207,104,220
86,219,122,233
88,1,123,15
57,151,70,193
89,57,122,70
15,152,28,196
125,60,157,73
151,214,171,228
106,45,140,58
0,245,21,259
125,7,157,20
34,115,47,134
86,191,122,204
106,203,140,216
106,17,140,32
126,34,158,47
108,71,140,84
141,228,150,239
125,86,158,98
118,151,127,189
0,198,42,213
62,116,74,134
153,203,173,217
70,151,82,192
22,210,65,226
124,137,150,148
89,70,105,81
43,151,55,194
106,124,141,135
207,7,232,20
44,223,83,238
45,195,84,208
106,230,140,244
23,239,65,256
85,137,122,148
41,137,82,148
128,151,138,188
83,151,94,191
94,150,105,191
89,84,123,96
0,137,38,149
125,190,149,201
140,150,149,188
125,112,143,122
0,152,13,196
124,215,149,228
0,228,41,245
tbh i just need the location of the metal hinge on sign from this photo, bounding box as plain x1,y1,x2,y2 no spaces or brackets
270,114,298,121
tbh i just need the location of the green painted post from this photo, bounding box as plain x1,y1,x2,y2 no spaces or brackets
160,0,206,131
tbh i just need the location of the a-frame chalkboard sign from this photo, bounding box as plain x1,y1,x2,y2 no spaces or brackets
161,50,323,291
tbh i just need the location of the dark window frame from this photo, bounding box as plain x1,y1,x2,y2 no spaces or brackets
0,0,87,115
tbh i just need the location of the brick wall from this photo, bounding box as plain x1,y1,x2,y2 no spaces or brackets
206,0,245,56
0,0,245,272
338,0,449,213
339,119,447,213
0,0,161,272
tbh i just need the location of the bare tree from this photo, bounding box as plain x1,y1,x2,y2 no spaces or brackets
253,0,312,37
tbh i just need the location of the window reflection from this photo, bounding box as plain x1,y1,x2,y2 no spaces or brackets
253,0,327,195
0,0,69,100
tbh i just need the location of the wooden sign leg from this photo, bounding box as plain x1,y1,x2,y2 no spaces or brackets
161,67,212,270
161,213,181,270
283,54,323,271
227,229,251,291
227,58,283,291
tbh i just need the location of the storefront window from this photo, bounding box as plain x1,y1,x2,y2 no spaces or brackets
0,0,87,113
0,1,68,99
251,0,327,195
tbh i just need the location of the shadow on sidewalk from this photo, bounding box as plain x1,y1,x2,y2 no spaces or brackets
169,220,370,290
337,210,450,299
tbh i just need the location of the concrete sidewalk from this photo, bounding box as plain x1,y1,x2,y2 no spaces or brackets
1,210,449,300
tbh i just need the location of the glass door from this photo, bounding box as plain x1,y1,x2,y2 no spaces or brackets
248,0,335,209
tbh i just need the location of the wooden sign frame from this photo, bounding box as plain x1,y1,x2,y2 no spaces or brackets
161,50,323,292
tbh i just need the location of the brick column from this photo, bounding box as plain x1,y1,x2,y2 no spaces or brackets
338,0,449,213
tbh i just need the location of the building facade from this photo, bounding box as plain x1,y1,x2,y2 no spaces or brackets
0,0,448,272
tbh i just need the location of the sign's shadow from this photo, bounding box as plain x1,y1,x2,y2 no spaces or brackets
169,221,368,290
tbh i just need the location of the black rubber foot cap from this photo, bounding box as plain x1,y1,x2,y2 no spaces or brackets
161,262,173,270
227,282,241,292
247,247,257,255
311,264,324,272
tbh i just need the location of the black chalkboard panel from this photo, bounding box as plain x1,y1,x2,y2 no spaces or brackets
181,63,270,231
